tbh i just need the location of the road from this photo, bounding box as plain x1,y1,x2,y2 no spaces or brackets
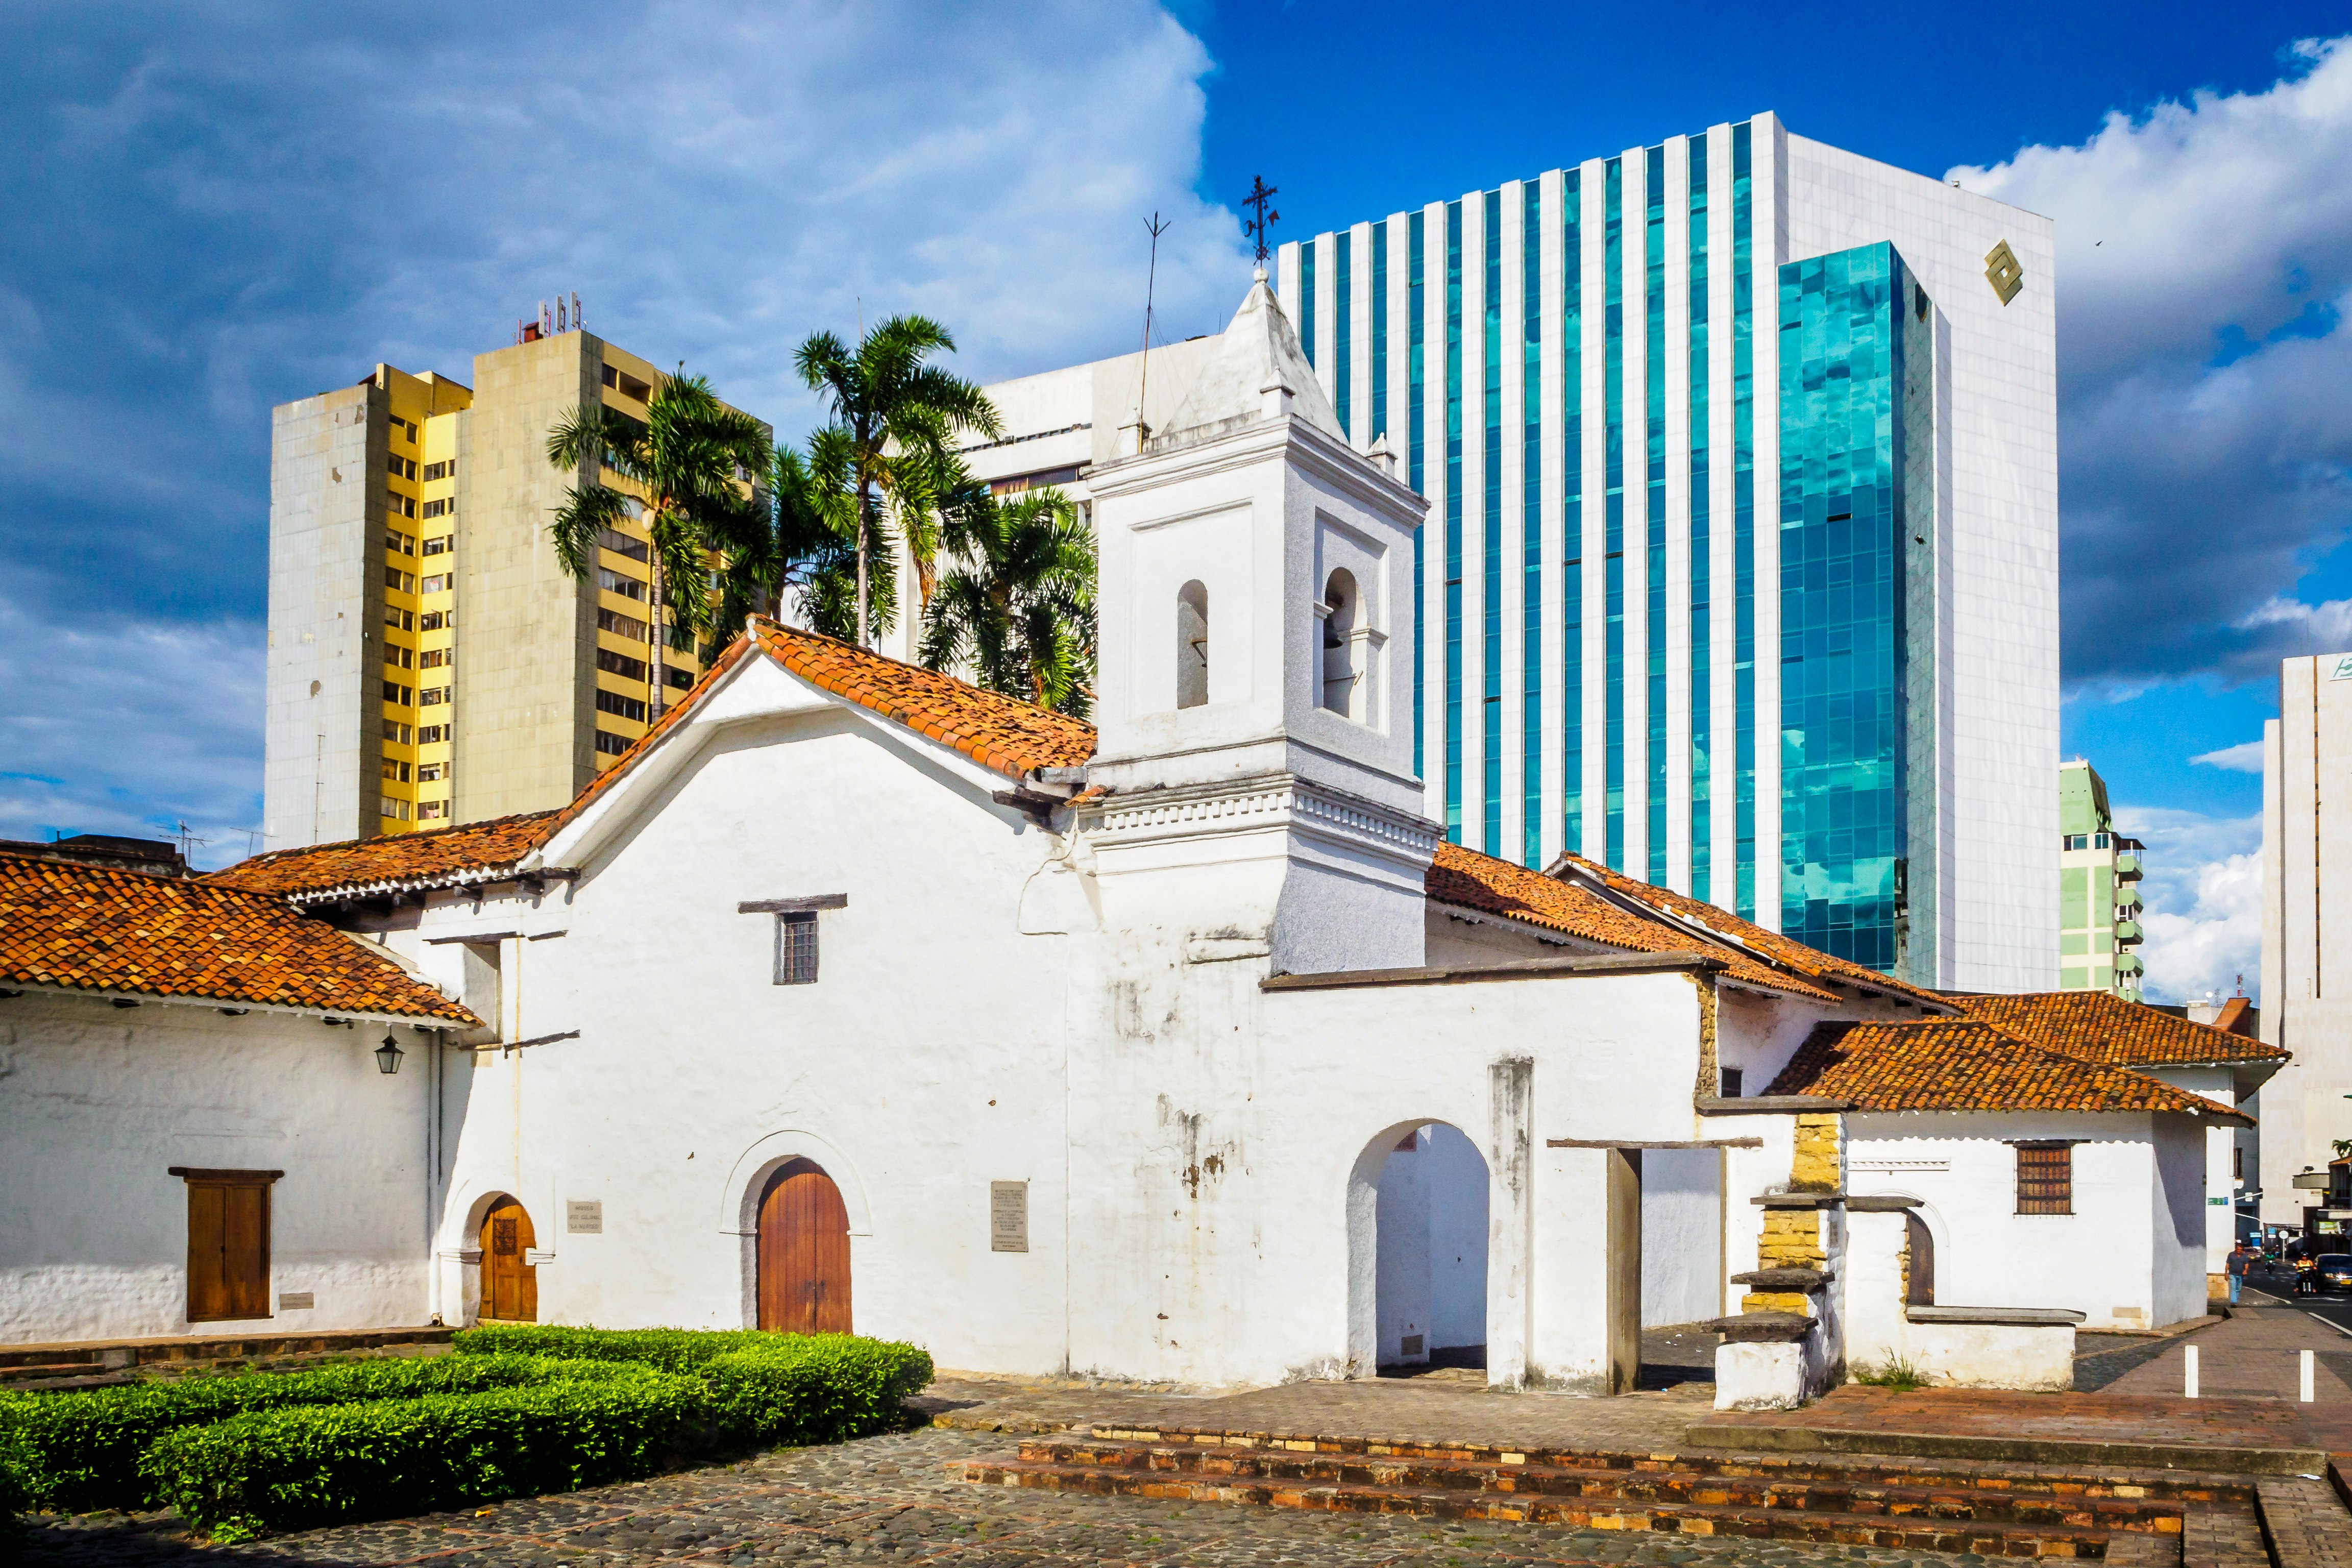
2242,1263,2352,1333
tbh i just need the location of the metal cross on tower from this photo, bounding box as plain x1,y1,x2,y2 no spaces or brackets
1243,175,1280,266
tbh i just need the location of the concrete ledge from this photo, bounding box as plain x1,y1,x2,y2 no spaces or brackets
1700,1312,1812,1343
1906,1306,2086,1327
1732,1268,1832,1293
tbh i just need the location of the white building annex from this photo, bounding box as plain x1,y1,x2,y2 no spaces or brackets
4,278,2246,1402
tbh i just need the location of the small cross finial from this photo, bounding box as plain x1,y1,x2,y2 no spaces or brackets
1243,175,1280,266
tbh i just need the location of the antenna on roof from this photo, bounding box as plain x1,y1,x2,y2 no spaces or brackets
172,820,209,860
572,291,582,333
1135,212,1170,455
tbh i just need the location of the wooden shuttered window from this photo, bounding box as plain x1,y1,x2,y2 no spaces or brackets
2014,1143,2074,1215
172,1167,281,1322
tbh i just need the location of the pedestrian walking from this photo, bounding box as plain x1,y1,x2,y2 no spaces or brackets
2227,1242,2253,1306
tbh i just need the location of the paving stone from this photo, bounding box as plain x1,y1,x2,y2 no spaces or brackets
17,1427,2056,1568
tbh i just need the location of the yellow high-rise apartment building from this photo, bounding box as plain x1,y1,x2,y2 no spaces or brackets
264,323,766,848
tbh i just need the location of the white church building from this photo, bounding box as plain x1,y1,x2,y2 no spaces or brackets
3,277,2262,1402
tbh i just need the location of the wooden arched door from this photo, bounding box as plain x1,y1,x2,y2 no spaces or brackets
757,1159,851,1333
479,1195,538,1322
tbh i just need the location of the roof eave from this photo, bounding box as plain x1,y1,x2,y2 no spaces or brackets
2,979,476,1029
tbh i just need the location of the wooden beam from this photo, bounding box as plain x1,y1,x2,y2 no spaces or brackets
1547,1137,1764,1150
737,894,848,914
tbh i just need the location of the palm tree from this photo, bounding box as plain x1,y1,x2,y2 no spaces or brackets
793,316,1001,647
546,373,768,719
918,485,1096,717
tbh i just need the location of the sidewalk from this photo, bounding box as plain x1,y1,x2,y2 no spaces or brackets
2100,1298,2352,1404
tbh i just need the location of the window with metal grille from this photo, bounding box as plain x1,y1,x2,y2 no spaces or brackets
2015,1143,2073,1214
774,912,819,985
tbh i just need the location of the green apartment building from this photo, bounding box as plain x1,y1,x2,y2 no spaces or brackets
2059,760,2145,999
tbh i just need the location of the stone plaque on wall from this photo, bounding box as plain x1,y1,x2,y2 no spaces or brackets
566,1200,604,1234
990,1181,1028,1253
278,1292,314,1311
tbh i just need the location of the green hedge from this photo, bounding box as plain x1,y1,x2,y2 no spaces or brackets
4,1327,933,1539
0,1354,575,1515
140,1365,697,1540
453,1326,933,1443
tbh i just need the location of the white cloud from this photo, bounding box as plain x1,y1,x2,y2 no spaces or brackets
0,2,1245,844
0,594,262,869
1951,37,2352,686
2191,739,2266,773
2111,806,2262,1005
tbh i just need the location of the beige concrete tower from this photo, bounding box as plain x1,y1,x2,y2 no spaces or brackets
263,326,765,848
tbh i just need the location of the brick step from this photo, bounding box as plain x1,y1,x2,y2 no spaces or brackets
963,1456,2125,1558
1086,1427,2256,1507
1019,1439,2188,1535
0,1360,111,1385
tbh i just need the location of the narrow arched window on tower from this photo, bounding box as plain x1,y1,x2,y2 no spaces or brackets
1177,580,1209,709
1321,569,1359,716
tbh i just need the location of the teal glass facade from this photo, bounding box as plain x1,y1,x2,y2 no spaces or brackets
1521,180,1542,867
1603,157,1625,871
1409,211,1426,780
1731,122,1757,918
1444,200,1464,843
1643,145,1668,885
1482,189,1504,857
1335,231,1353,438
1776,240,1930,971
1687,135,1713,905
1561,172,1584,856
1275,114,2001,987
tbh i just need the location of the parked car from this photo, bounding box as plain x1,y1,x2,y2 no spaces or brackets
2315,1255,2352,1295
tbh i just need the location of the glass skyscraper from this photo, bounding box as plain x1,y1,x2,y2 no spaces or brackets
1276,113,2057,989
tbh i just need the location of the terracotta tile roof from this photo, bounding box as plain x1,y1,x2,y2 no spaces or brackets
1952,990,2284,1067
1555,854,1953,1009
206,811,560,903
0,851,476,1023
748,618,1097,779
1764,1017,2248,1121
1427,843,1838,1001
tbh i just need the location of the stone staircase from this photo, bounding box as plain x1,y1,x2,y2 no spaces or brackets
0,1326,454,1389
962,1424,2266,1560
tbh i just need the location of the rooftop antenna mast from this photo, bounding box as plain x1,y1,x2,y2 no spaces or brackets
1243,175,1280,271
1135,212,1170,454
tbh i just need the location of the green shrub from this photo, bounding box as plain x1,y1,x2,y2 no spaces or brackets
453,1324,779,1371
454,1326,933,1443
141,1365,697,1540
698,1337,933,1446
4,1355,568,1514
0,1412,32,1529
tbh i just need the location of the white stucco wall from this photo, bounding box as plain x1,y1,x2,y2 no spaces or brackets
0,994,440,1345
1640,1147,1722,1326
1843,1111,2207,1329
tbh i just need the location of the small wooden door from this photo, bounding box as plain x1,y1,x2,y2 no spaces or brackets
757,1159,851,1333
184,1170,274,1322
479,1196,538,1322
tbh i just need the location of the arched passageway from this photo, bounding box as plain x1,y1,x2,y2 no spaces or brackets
1374,1123,1489,1371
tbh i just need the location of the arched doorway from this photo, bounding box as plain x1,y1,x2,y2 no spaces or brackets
478,1195,537,1323
1905,1211,1937,1306
1373,1123,1488,1373
758,1159,852,1333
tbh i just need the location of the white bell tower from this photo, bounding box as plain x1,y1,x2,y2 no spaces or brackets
1080,270,1437,975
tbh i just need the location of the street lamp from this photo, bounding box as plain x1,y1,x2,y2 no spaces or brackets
375,1034,405,1075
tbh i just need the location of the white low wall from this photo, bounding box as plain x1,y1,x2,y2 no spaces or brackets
1900,1314,2075,1391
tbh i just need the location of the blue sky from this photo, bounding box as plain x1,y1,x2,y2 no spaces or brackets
5,1,2351,1001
